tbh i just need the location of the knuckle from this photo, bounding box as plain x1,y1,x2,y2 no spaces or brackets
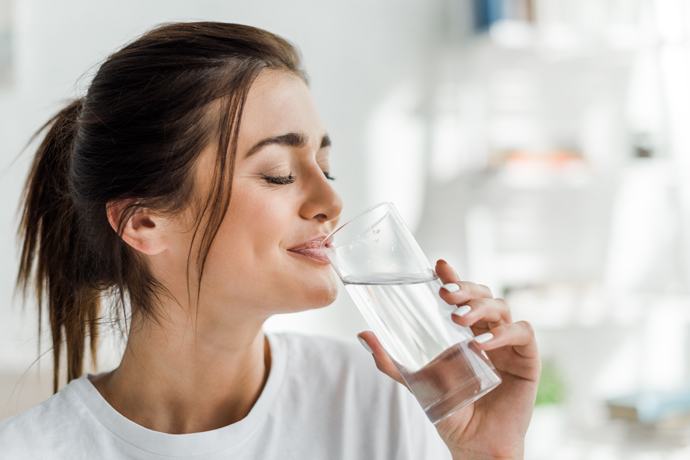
491,324,508,337
468,297,488,309
478,284,493,297
518,320,535,336
456,281,471,291
494,297,510,311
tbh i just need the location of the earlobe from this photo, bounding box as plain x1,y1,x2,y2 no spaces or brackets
106,201,168,255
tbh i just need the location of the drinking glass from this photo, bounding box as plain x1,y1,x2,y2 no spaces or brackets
322,202,501,424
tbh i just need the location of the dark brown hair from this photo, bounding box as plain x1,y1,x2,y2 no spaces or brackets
16,22,306,392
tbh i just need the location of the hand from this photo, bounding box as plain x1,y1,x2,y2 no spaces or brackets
358,260,541,460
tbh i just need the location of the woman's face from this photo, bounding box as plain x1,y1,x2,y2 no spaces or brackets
159,70,343,323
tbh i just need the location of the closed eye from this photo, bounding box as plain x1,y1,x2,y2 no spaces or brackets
262,171,334,185
261,173,295,185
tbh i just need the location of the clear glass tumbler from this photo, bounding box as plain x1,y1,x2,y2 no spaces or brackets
322,202,502,424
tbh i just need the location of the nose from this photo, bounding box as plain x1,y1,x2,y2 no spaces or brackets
299,165,343,225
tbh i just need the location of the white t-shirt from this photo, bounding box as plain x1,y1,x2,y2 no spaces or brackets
0,332,452,459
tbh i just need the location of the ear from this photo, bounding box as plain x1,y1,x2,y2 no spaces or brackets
106,201,169,255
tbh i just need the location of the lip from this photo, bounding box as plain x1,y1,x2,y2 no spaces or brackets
287,234,330,265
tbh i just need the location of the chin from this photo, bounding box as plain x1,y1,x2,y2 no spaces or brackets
288,274,340,312
316,281,339,307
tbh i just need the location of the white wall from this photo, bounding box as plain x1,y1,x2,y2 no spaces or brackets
0,0,446,375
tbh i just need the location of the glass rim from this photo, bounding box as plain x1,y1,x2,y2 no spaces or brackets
322,201,395,250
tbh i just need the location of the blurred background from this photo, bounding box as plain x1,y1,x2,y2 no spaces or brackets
2,0,690,458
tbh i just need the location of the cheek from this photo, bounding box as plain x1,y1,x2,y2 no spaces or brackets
199,188,303,302
206,193,292,274
199,189,340,312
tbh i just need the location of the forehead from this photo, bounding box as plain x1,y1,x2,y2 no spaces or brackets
239,70,324,146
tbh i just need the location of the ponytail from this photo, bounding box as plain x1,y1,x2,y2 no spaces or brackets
17,98,100,393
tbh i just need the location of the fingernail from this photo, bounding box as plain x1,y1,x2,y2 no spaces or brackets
474,333,494,344
452,305,471,317
442,283,460,293
358,335,373,353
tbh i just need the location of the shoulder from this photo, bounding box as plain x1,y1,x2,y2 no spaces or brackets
0,377,95,459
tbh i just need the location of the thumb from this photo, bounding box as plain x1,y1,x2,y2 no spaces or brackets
357,331,409,391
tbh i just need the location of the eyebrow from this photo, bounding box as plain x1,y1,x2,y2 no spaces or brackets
245,132,331,158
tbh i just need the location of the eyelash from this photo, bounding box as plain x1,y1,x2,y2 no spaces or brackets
262,171,335,185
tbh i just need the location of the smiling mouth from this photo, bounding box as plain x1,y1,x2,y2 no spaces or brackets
287,235,330,265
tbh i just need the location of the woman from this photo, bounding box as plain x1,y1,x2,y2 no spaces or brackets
0,22,540,459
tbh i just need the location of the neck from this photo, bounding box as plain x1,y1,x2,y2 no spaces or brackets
91,306,271,434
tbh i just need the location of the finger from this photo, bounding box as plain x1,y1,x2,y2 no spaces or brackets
438,280,493,306
435,259,460,284
436,260,493,302
357,331,409,390
472,321,539,359
450,297,512,328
